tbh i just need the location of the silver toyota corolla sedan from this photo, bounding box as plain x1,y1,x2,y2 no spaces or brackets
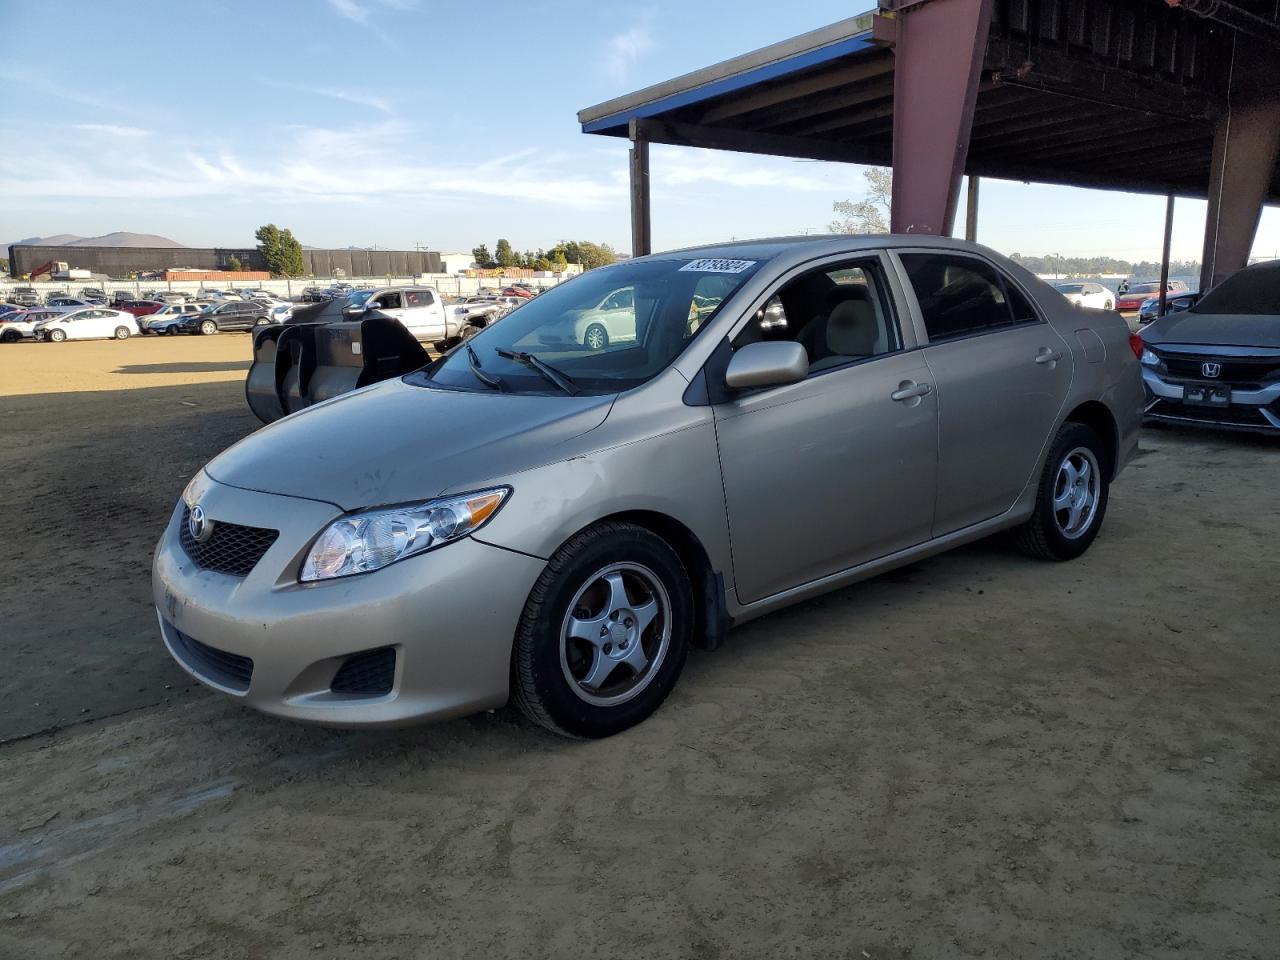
154,235,1143,738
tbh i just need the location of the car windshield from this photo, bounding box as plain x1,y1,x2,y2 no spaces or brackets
1192,263,1278,316
345,290,376,308
417,256,760,395
1131,283,1160,294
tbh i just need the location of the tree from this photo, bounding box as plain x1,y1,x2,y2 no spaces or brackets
550,251,568,273
829,166,892,234
575,241,618,269
227,254,244,272
494,238,517,269
471,244,494,268
255,223,307,277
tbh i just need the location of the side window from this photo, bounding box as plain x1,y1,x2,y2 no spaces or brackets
900,253,1032,342
380,292,403,309
420,290,435,306
732,258,902,374
405,292,421,307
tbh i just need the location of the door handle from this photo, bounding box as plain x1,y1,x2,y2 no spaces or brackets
1035,349,1063,365
890,381,933,402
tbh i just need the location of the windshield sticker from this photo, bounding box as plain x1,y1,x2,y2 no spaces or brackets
679,258,757,274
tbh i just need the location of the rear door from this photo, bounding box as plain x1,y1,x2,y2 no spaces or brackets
401,289,444,339
893,250,1073,536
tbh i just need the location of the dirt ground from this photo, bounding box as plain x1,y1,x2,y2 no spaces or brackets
1,335,1278,959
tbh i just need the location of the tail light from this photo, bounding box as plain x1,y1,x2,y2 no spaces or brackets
1128,332,1143,359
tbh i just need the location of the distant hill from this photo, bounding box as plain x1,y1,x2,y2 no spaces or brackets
4,232,186,249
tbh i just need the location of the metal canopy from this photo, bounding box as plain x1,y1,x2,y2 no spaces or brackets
579,2,1280,203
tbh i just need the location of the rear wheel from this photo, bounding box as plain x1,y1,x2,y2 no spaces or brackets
199,319,217,336
114,326,130,340
0,329,19,343
254,317,270,327
584,324,608,351
1104,299,1114,310
512,521,691,739
1014,422,1109,561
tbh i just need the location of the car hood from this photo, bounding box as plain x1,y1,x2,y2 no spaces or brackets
1141,311,1280,349
204,376,616,511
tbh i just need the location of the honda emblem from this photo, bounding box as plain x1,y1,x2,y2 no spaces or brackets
1201,362,1221,378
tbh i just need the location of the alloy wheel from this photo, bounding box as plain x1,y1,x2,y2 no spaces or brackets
559,562,671,707
1053,446,1101,539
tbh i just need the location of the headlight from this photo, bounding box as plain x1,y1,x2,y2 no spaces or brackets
300,487,510,582
1140,348,1160,366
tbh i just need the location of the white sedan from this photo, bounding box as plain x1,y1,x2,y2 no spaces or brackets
35,307,140,342
1052,281,1115,310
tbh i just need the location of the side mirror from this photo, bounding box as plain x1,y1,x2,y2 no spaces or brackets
725,341,809,391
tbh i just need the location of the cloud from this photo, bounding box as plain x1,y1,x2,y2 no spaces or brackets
0,120,620,209
327,0,369,23
264,80,393,115
654,147,840,193
72,123,150,138
599,23,654,82
325,0,416,45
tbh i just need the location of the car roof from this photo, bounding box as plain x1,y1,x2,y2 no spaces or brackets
630,233,1004,267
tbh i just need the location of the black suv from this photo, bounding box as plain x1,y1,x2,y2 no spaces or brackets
178,301,272,335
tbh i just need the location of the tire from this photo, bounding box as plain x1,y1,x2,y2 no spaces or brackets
460,324,479,342
1104,300,1114,310
254,317,269,327
49,328,67,343
583,324,608,351
512,521,692,739
199,319,217,336
0,329,19,343
1013,422,1110,561
114,326,130,340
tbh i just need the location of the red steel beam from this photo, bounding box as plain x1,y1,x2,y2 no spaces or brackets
886,0,995,234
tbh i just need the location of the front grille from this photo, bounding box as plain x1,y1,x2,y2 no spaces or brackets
331,647,397,696
1153,350,1280,389
168,624,254,692
179,505,278,577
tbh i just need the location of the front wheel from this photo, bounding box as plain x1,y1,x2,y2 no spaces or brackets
254,317,269,327
583,323,608,351
0,329,19,343
199,319,217,336
1104,300,1114,310
49,328,67,343
511,521,692,738
114,326,130,340
1013,422,1110,561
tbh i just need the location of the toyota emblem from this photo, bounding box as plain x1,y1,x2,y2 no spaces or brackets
188,504,214,542
1201,362,1222,378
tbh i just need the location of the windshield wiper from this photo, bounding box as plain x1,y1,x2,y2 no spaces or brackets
494,348,578,396
466,343,507,391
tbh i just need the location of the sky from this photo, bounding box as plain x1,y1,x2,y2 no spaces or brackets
1,0,1276,264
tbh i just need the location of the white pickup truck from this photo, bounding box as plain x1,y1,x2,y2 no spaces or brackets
340,285,499,341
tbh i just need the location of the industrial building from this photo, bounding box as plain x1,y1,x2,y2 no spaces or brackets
6,244,442,280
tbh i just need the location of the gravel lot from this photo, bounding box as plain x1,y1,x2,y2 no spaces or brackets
2,335,1278,959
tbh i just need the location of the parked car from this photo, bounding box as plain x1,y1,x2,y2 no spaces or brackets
175,301,273,335
1052,281,1114,310
340,285,473,340
250,297,293,324
142,302,204,334
503,285,536,299
543,285,638,350
34,307,139,342
77,287,109,304
0,307,60,342
114,299,166,318
154,291,189,304
1138,291,1199,324
153,236,1141,738
0,302,27,318
1117,280,1187,313
1139,260,1280,433
10,287,43,306
45,296,97,311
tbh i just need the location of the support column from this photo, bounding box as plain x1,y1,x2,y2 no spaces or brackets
1158,194,1174,316
964,176,980,241
884,0,994,235
1200,99,1280,291
628,119,651,258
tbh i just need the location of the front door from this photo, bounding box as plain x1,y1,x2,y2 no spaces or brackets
712,255,938,605
894,251,1073,535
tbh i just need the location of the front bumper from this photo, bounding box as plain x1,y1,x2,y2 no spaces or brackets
152,473,546,726
1141,367,1280,433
